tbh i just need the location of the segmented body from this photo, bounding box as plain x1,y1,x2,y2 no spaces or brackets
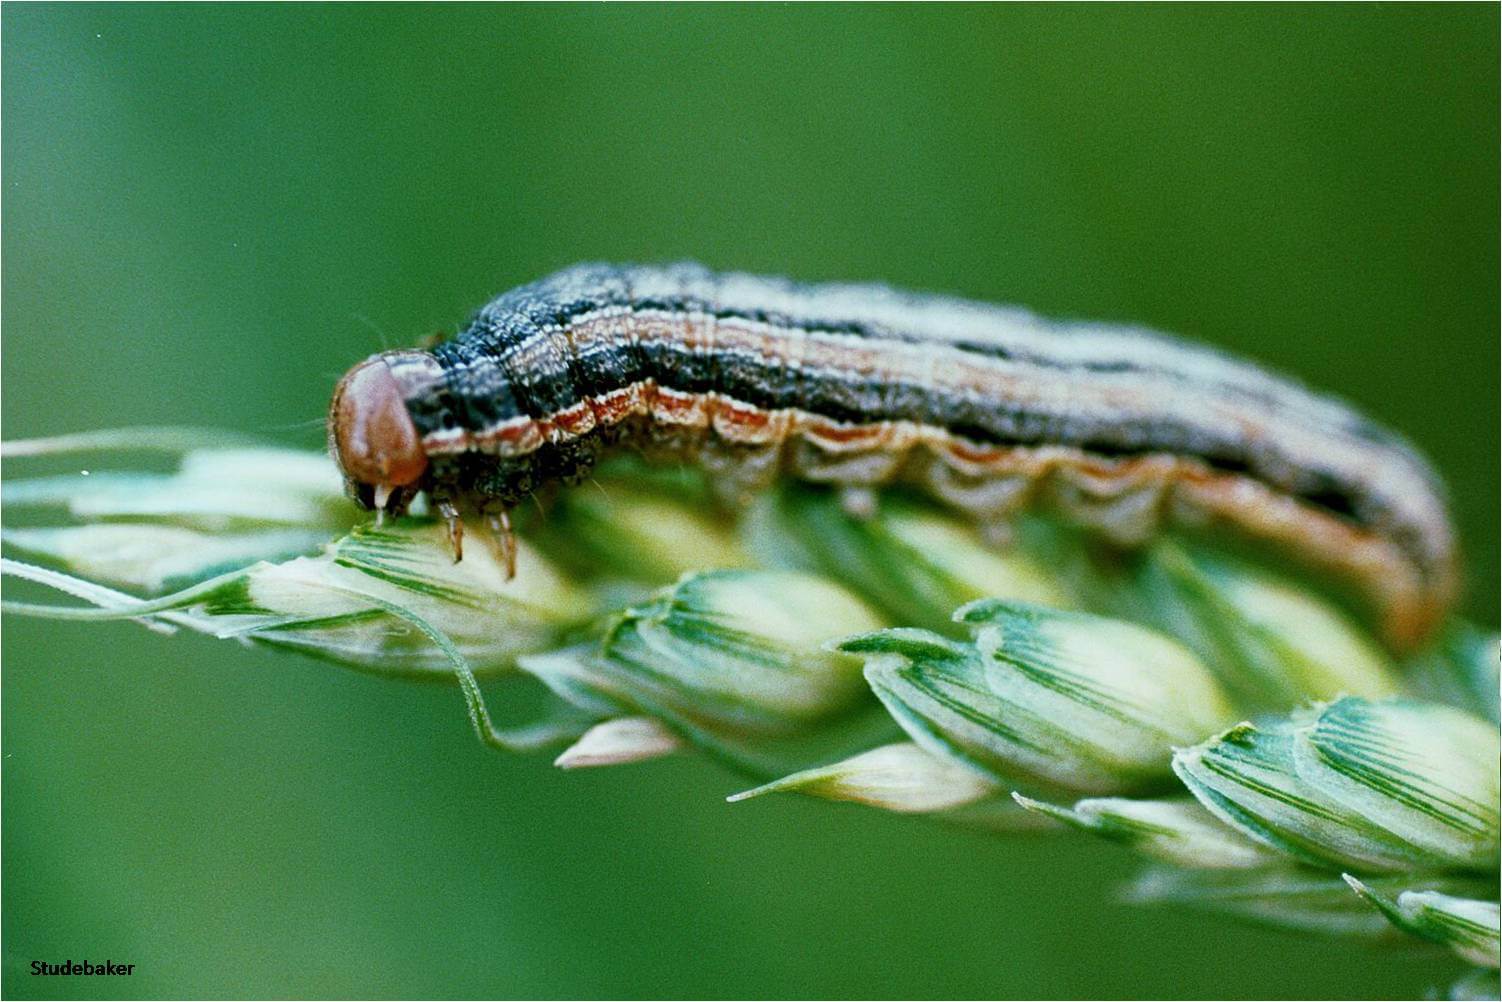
368,262,1456,649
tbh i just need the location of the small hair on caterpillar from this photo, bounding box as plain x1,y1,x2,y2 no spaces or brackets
327,262,1458,651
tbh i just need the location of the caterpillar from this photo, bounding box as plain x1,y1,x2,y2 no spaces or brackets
328,262,1457,650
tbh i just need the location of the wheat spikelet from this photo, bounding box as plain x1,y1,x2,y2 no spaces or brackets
3,432,1497,993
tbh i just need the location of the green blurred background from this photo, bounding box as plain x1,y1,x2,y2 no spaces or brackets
3,5,1496,999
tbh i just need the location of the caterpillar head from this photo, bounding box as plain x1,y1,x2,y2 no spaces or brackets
329,355,429,511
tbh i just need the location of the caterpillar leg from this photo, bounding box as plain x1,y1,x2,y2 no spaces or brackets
435,497,464,562
483,508,517,580
838,485,879,519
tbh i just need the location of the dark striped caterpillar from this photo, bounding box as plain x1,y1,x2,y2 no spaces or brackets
328,262,1457,650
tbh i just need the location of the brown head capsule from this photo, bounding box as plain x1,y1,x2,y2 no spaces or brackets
328,355,428,510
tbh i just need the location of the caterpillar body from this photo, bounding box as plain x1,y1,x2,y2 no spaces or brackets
328,262,1457,650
